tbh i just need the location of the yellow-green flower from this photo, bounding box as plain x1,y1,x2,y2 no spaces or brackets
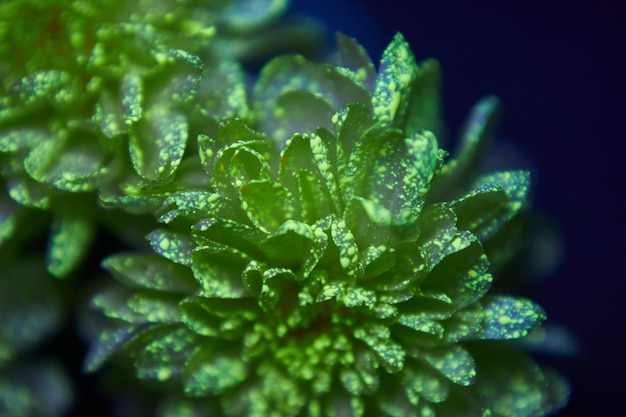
87,34,568,416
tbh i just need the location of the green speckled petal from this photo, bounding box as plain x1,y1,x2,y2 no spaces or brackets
240,180,297,233
353,325,404,372
136,325,197,382
198,119,274,175
255,54,370,142
422,236,492,308
83,325,141,373
419,345,476,386
404,59,442,139
158,191,230,224
148,229,194,266
346,127,438,224
372,33,417,126
481,296,546,340
6,174,52,208
129,106,188,181
435,96,501,186
192,218,265,257
47,214,94,278
183,343,248,396
268,90,335,144
402,361,450,403
127,290,182,323
470,343,569,417
120,71,144,125
0,128,48,153
152,49,203,104
91,285,147,324
24,129,113,192
259,219,314,269
335,33,377,92
10,70,79,107
452,170,530,241
330,216,362,279
103,254,197,293
195,58,250,121
191,247,249,298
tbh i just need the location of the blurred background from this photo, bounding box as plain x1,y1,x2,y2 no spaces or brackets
291,0,625,415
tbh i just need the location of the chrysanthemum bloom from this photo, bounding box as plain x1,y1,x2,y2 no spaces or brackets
87,34,568,416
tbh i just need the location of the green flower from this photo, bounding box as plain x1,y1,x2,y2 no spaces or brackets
87,34,568,416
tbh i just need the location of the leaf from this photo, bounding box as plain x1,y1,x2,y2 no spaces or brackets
195,58,249,121
372,33,418,126
419,345,476,386
370,243,425,292
330,217,362,279
127,290,182,323
152,48,203,104
11,70,79,107
6,174,51,209
129,106,188,181
147,229,194,266
353,324,404,372
421,236,492,309
103,253,198,292
297,169,335,224
259,220,314,270
402,360,450,404
90,285,146,324
121,71,144,125
240,180,297,233
192,217,265,258
191,247,249,298
480,296,546,340
469,342,570,417
183,343,248,396
333,103,375,176
267,90,335,144
335,33,377,92
46,213,94,278
83,324,142,373
213,143,273,197
0,128,48,153
404,59,442,139
198,119,274,177
434,96,501,190
344,197,421,249
259,267,298,311
179,296,258,339
345,127,439,224
278,134,338,208
136,325,197,382
417,204,461,270
254,54,370,142
158,191,227,223
24,129,113,192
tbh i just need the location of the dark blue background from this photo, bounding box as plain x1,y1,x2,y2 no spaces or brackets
291,1,626,416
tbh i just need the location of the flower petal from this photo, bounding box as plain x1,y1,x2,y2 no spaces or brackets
480,296,546,340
